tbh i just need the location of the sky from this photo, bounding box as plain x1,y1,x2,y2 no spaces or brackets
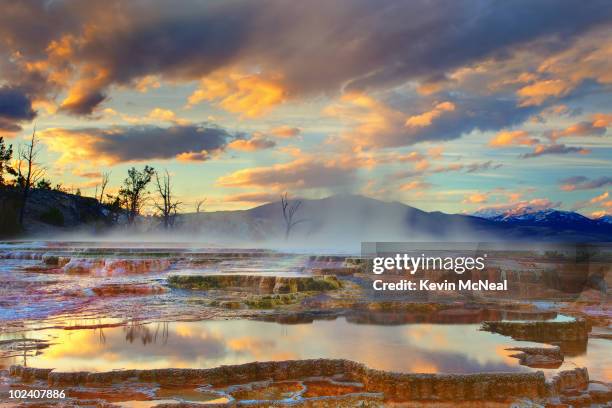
0,0,611,215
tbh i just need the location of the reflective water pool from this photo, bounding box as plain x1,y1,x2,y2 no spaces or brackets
2,317,610,380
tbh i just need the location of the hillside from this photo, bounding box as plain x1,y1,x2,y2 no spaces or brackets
0,187,111,237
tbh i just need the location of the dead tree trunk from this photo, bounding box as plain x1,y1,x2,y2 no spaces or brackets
154,169,181,229
18,129,44,226
281,192,304,240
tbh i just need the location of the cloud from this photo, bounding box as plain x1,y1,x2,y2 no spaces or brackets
517,79,574,107
560,176,612,191
591,210,611,218
405,101,455,127
187,71,286,117
427,146,444,158
399,180,432,191
0,86,37,131
475,198,560,214
39,124,239,166
147,108,190,125
217,157,357,190
465,161,503,173
224,192,279,204
489,130,539,147
516,27,612,107
102,107,191,125
463,192,489,204
572,191,610,210
326,92,535,149
548,114,611,140
393,159,502,180
73,170,103,179
590,191,610,204
2,0,610,115
269,126,301,139
520,143,590,158
228,136,276,152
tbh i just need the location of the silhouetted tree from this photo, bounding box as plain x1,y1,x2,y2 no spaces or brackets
98,171,110,203
154,169,182,229
0,137,17,187
105,193,122,224
36,178,52,190
281,192,304,240
17,129,45,226
195,198,206,214
119,165,155,225
54,183,67,193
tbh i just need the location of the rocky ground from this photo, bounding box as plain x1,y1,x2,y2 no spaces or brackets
0,243,610,407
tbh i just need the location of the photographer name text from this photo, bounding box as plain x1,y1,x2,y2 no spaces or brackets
371,253,507,291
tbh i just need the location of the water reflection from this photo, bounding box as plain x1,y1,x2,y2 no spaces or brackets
123,322,169,345
4,317,609,380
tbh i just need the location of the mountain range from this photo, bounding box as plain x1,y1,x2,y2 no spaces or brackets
187,194,612,247
8,190,610,246
473,207,612,230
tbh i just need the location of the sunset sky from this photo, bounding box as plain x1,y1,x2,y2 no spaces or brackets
0,0,611,215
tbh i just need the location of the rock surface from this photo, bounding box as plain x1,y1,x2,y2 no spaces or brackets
481,319,589,343
8,358,567,401
506,346,564,369
168,275,342,294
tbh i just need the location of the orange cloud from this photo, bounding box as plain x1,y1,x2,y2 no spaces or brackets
549,113,611,140
188,71,286,117
405,101,455,127
592,113,612,128
176,150,210,162
39,128,116,166
217,157,356,190
60,64,111,115
39,124,234,166
427,146,444,159
517,79,573,107
148,108,190,125
463,192,489,204
324,92,407,150
399,180,431,191
269,126,301,139
476,198,559,215
590,191,609,204
228,137,276,152
135,75,161,92
517,27,612,106
73,170,103,179
414,159,430,172
521,143,590,158
224,192,279,204
489,130,539,147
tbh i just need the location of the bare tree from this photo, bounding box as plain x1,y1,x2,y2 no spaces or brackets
98,171,110,203
281,192,304,240
119,165,155,225
154,169,182,229
17,129,45,226
190,198,206,232
195,198,206,214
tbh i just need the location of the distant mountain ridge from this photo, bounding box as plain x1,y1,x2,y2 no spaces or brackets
188,194,612,246
472,207,611,231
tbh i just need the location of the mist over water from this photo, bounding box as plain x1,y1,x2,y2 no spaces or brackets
24,195,502,254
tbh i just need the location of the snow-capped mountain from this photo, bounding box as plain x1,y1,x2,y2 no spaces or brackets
596,215,612,225
473,207,607,232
